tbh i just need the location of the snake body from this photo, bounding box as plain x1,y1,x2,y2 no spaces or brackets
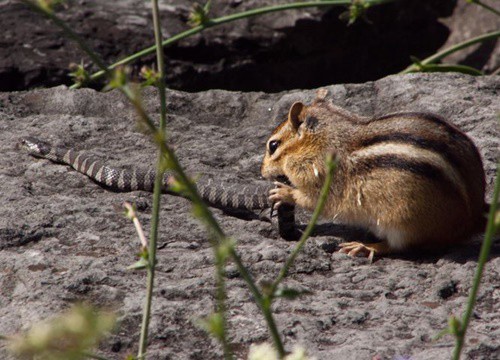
20,137,299,239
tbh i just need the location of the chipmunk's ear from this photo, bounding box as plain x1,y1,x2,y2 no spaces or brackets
288,102,305,132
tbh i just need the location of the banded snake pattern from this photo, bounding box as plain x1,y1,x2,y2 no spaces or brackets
20,137,298,240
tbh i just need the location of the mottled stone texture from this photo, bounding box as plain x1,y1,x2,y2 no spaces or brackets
0,73,499,359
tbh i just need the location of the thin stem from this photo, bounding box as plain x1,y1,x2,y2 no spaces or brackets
70,0,395,89
452,163,500,360
137,0,168,358
400,30,500,74
215,242,233,359
271,157,337,293
259,298,285,357
23,2,343,357
260,155,336,358
472,0,500,17
152,1,167,133
24,1,250,358
136,111,272,356
20,0,109,76
124,202,148,248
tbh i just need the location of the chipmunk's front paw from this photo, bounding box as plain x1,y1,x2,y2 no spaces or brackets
269,181,296,208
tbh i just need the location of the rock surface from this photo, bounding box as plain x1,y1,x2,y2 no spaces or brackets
0,73,499,359
1,0,498,92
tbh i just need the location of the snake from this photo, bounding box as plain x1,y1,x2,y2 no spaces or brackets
20,137,299,240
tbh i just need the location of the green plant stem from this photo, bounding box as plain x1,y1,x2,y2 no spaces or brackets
25,1,243,358
126,108,337,359
471,0,500,17
136,110,280,357
70,0,395,89
22,2,340,356
400,30,500,74
214,242,232,360
20,3,160,358
261,155,336,358
152,3,167,134
137,1,168,358
452,163,500,360
271,157,337,294
413,64,483,76
20,0,109,76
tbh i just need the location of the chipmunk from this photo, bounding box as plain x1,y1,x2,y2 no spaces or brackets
261,89,486,260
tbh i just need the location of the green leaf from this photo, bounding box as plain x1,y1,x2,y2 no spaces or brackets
409,56,423,67
160,154,174,172
216,238,235,263
198,313,224,341
422,64,483,76
37,0,65,12
167,176,187,195
448,315,462,337
434,327,450,340
127,258,149,271
274,287,312,300
406,62,483,76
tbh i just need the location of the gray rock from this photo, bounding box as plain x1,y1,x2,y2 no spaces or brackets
0,73,499,359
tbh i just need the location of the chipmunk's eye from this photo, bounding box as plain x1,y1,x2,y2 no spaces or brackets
268,140,280,155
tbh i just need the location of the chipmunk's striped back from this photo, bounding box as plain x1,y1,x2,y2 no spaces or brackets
349,112,485,221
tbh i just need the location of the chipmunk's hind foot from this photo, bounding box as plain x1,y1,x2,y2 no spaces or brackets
338,241,390,263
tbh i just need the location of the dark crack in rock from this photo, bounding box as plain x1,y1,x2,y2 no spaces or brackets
1,1,498,92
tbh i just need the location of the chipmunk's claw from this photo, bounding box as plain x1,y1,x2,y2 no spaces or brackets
338,242,380,263
269,182,295,208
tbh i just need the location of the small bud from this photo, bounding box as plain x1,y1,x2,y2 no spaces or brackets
123,202,136,220
188,1,211,27
139,66,161,87
339,0,371,26
103,66,130,91
69,61,90,87
448,315,462,337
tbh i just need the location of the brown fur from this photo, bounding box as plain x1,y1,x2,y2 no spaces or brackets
261,91,486,257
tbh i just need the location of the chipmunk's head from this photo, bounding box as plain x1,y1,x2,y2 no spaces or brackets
261,101,328,190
